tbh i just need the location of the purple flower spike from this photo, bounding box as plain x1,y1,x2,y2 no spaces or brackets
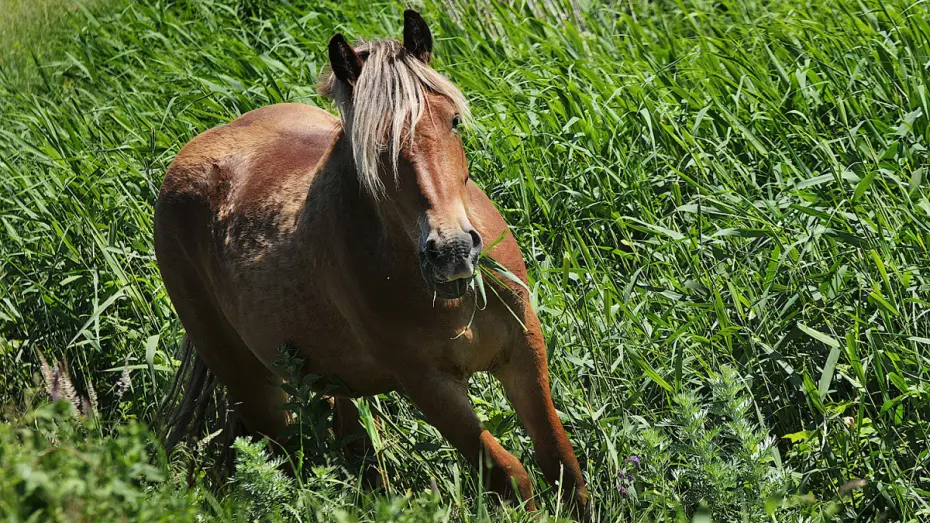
624,455,641,468
617,484,630,496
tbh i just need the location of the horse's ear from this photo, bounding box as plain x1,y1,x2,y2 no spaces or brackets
403,9,432,63
328,33,363,85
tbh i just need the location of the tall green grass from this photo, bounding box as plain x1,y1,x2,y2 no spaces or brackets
0,0,99,87
1,0,928,520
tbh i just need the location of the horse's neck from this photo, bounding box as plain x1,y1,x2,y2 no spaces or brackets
302,131,417,277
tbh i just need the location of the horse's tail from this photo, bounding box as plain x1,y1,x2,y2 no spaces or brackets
159,335,241,484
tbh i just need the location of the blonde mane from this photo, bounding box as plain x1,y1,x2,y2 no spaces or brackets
319,39,470,198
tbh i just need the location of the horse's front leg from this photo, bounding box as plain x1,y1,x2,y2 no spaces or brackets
398,369,537,510
494,309,589,518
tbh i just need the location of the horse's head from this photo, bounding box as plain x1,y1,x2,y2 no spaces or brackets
322,10,481,299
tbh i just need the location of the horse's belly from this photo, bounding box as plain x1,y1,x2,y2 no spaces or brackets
209,244,512,396
218,279,399,396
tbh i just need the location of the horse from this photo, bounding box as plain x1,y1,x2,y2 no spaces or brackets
155,9,588,517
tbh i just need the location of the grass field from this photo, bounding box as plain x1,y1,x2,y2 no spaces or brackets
1,0,929,520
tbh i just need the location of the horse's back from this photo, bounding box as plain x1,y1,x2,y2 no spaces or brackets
160,103,336,198
156,103,338,245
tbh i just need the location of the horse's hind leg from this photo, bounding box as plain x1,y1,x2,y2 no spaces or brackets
159,252,290,445
181,307,289,443
332,397,384,488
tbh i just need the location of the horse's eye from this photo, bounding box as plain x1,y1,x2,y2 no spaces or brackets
452,115,461,132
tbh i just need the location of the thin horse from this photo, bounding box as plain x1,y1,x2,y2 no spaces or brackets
155,10,587,516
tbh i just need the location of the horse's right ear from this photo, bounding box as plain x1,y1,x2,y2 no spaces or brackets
403,9,432,63
328,33,363,86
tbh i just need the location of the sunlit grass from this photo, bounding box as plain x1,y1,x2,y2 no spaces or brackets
0,0,98,87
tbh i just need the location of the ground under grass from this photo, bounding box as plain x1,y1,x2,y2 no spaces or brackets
1,0,929,521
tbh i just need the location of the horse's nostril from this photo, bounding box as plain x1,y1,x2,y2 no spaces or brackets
468,229,482,250
425,238,440,263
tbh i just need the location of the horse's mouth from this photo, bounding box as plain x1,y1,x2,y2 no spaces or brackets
421,263,473,300
430,276,471,299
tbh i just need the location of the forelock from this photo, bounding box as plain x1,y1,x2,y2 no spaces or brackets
318,39,470,198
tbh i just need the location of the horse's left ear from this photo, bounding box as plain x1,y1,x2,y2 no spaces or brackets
403,9,432,63
329,33,363,86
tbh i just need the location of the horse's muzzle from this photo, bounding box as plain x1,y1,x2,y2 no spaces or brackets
419,227,482,300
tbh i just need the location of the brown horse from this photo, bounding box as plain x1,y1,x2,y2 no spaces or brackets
155,9,588,517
